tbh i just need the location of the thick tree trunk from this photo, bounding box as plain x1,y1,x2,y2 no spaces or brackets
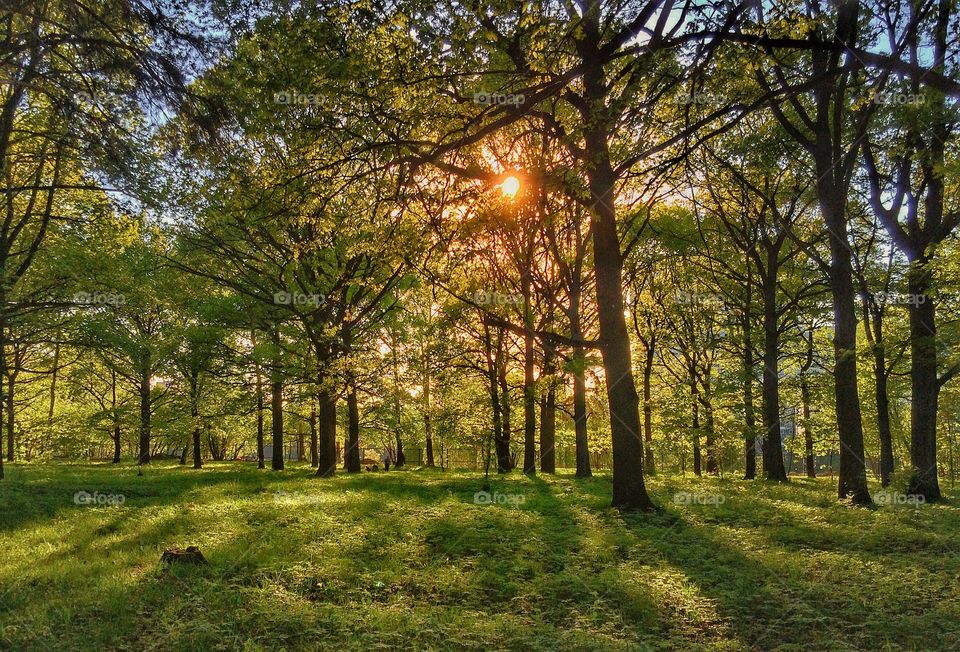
822,193,870,502
907,263,941,501
582,91,652,510
572,347,591,478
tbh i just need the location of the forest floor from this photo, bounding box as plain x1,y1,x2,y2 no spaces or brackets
0,462,958,651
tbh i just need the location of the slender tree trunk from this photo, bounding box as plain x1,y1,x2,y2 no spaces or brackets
801,376,815,478
743,277,757,479
642,337,655,475
691,371,702,477
47,341,58,441
762,274,787,481
539,347,556,474
270,328,284,471
253,329,265,469
569,291,591,477
391,340,405,467
345,376,361,472
309,401,318,467
424,359,435,467
111,369,121,463
486,322,508,472
522,286,536,474
138,352,151,466
497,337,513,470
6,372,14,463
192,375,202,469
863,302,894,487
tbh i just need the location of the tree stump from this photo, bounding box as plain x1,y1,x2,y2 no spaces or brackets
161,546,208,565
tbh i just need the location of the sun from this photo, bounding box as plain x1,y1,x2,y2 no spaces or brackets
500,175,520,198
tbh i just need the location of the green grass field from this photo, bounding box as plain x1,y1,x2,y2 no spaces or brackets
1,462,958,651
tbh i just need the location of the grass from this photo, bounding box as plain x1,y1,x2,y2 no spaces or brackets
0,462,959,651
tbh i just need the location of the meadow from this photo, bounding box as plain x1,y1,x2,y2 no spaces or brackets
1,463,958,651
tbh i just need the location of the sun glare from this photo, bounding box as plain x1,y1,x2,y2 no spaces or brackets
500,175,520,198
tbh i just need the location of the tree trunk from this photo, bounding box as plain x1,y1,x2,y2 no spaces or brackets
270,328,284,471
47,341,58,442
316,385,337,477
642,337,655,475
138,352,151,466
762,273,788,481
6,372,14,463
111,369,121,463
907,262,941,501
825,201,870,502
192,377,202,469
539,347,556,474
801,376,815,478
691,373,702,477
522,285,536,474
863,302,894,487
309,401,318,467
486,322,508,472
253,329,265,469
424,358,435,467
743,276,757,479
582,73,652,509
345,376,361,473
391,340,405,467
569,289,591,478
497,338,513,470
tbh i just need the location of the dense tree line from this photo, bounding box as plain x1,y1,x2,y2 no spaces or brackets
1,0,959,510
